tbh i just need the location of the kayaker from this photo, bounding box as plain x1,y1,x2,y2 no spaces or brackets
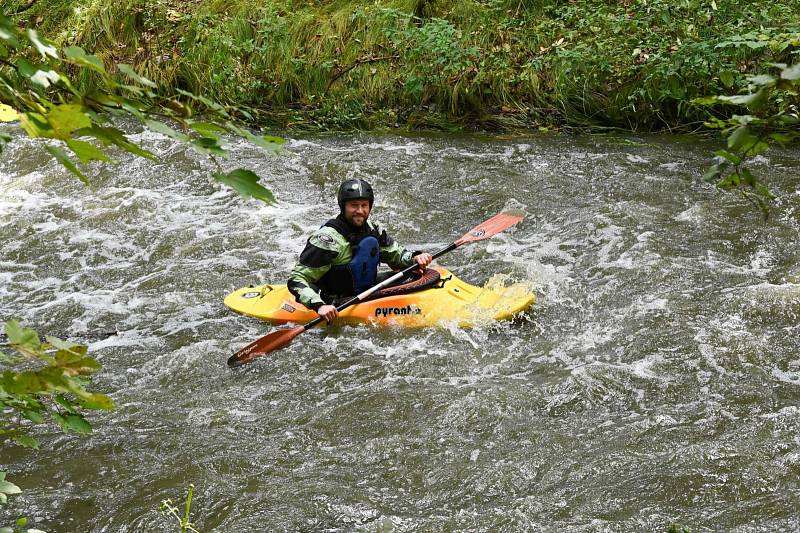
288,178,433,322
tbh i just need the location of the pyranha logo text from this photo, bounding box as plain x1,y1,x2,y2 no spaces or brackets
375,305,422,317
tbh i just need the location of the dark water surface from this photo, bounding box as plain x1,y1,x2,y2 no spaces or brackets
1,129,799,532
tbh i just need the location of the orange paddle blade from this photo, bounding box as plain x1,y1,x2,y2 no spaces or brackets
454,209,524,246
228,326,305,367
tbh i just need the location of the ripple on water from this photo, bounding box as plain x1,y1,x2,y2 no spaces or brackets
2,131,800,531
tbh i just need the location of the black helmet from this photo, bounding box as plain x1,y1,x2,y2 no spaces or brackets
337,178,374,211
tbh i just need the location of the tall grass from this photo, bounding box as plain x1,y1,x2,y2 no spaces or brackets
11,0,800,131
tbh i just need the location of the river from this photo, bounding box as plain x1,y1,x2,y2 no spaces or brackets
1,128,799,532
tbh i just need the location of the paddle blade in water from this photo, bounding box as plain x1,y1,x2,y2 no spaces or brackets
228,326,305,367
454,210,524,246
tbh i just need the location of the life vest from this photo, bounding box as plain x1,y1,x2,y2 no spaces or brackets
316,217,381,296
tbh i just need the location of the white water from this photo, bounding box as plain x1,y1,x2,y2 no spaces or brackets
2,128,800,531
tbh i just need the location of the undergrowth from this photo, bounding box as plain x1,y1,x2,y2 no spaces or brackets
6,0,800,132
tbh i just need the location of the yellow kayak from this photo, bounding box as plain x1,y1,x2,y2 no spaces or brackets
224,266,534,328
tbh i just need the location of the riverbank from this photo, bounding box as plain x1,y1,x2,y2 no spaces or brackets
8,0,800,132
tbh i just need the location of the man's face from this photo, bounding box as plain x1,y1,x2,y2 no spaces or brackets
343,199,370,227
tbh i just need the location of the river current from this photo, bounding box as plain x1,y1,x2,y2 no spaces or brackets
1,128,799,532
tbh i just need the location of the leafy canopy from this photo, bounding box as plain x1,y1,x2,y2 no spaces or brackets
1,320,114,450
696,61,800,218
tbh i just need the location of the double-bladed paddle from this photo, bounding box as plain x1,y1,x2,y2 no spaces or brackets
228,210,524,367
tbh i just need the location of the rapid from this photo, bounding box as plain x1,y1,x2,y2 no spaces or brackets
1,128,799,531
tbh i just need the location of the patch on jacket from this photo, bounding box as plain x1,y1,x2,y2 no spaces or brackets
311,231,338,249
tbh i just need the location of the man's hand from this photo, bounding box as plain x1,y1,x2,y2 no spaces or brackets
317,304,338,323
413,252,433,271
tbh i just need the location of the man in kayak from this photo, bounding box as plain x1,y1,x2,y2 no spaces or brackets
288,178,433,322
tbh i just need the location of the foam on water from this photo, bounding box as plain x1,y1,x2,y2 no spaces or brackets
3,131,800,532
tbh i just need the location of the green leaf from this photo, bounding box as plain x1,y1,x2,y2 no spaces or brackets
719,70,735,88
745,89,769,112
3,370,52,395
693,96,721,106
54,394,79,414
75,126,156,159
755,182,775,199
703,161,725,182
746,140,769,157
176,88,229,117
46,145,90,185
144,119,189,142
717,171,740,189
64,46,106,74
190,137,225,155
0,476,22,498
66,139,110,164
119,100,146,119
5,320,40,352
54,347,101,376
727,126,758,152
213,169,275,204
709,86,770,111
47,336,84,352
22,409,45,424
15,517,27,527
0,131,11,152
249,134,284,155
47,104,92,140
16,57,39,77
714,149,742,165
226,123,284,154
0,17,21,48
29,67,61,88
78,392,115,410
12,435,39,449
740,167,757,187
716,93,760,106
781,64,800,81
18,112,53,138
187,121,227,137
54,414,92,434
117,63,157,88
769,132,794,144
731,114,755,126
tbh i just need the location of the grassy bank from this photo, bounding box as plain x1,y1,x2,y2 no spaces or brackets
6,0,800,132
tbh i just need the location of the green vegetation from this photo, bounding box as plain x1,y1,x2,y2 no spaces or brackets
161,484,199,533
1,321,196,532
0,12,281,199
2,1,798,210
1,320,112,531
0,320,113,449
4,0,798,132
697,62,800,217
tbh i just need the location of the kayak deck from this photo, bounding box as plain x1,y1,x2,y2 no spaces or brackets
224,267,535,328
